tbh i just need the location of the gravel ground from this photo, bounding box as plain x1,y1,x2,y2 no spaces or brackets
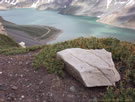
0,51,106,102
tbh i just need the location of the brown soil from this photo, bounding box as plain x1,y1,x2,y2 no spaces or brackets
0,51,106,102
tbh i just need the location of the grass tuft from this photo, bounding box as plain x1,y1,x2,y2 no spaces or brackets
0,34,20,49
0,46,42,55
0,34,43,55
33,37,135,101
33,37,135,74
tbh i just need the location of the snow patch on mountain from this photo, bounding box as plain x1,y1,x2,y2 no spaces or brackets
31,0,40,8
0,0,18,5
107,0,113,9
126,0,135,6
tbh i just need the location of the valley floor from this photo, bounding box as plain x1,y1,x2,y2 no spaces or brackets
0,51,105,102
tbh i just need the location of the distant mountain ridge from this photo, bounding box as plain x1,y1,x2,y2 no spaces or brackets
0,0,72,9
0,0,135,29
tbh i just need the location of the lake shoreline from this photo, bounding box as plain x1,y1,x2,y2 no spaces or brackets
0,16,62,46
1,8,135,43
6,26,62,46
1,8,135,31
39,26,63,45
97,19,135,31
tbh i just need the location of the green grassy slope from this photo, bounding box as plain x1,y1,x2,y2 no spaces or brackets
0,34,19,49
0,34,43,55
33,37,135,101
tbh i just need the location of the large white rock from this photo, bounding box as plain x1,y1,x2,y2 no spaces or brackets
57,48,120,87
19,42,26,48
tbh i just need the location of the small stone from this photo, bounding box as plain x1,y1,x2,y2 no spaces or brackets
21,95,24,98
9,74,13,77
26,62,29,65
67,94,74,98
39,81,43,84
70,86,76,92
63,94,65,97
0,98,5,102
11,86,18,90
47,92,53,97
10,58,13,60
19,62,23,65
0,72,2,74
20,74,23,77
8,61,11,64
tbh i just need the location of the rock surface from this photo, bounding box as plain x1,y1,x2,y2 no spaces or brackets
57,48,120,87
19,42,26,48
0,22,7,35
98,3,135,29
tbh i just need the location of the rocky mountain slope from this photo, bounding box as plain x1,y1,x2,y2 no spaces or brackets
60,0,135,29
0,0,72,10
98,0,135,29
0,0,135,29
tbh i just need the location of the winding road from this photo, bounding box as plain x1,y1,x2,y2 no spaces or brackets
35,26,51,40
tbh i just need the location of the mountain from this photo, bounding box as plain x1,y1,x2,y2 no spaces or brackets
0,0,72,10
62,0,135,29
98,0,135,29
0,0,135,29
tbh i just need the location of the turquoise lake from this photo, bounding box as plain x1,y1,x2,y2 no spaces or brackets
0,8,135,43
